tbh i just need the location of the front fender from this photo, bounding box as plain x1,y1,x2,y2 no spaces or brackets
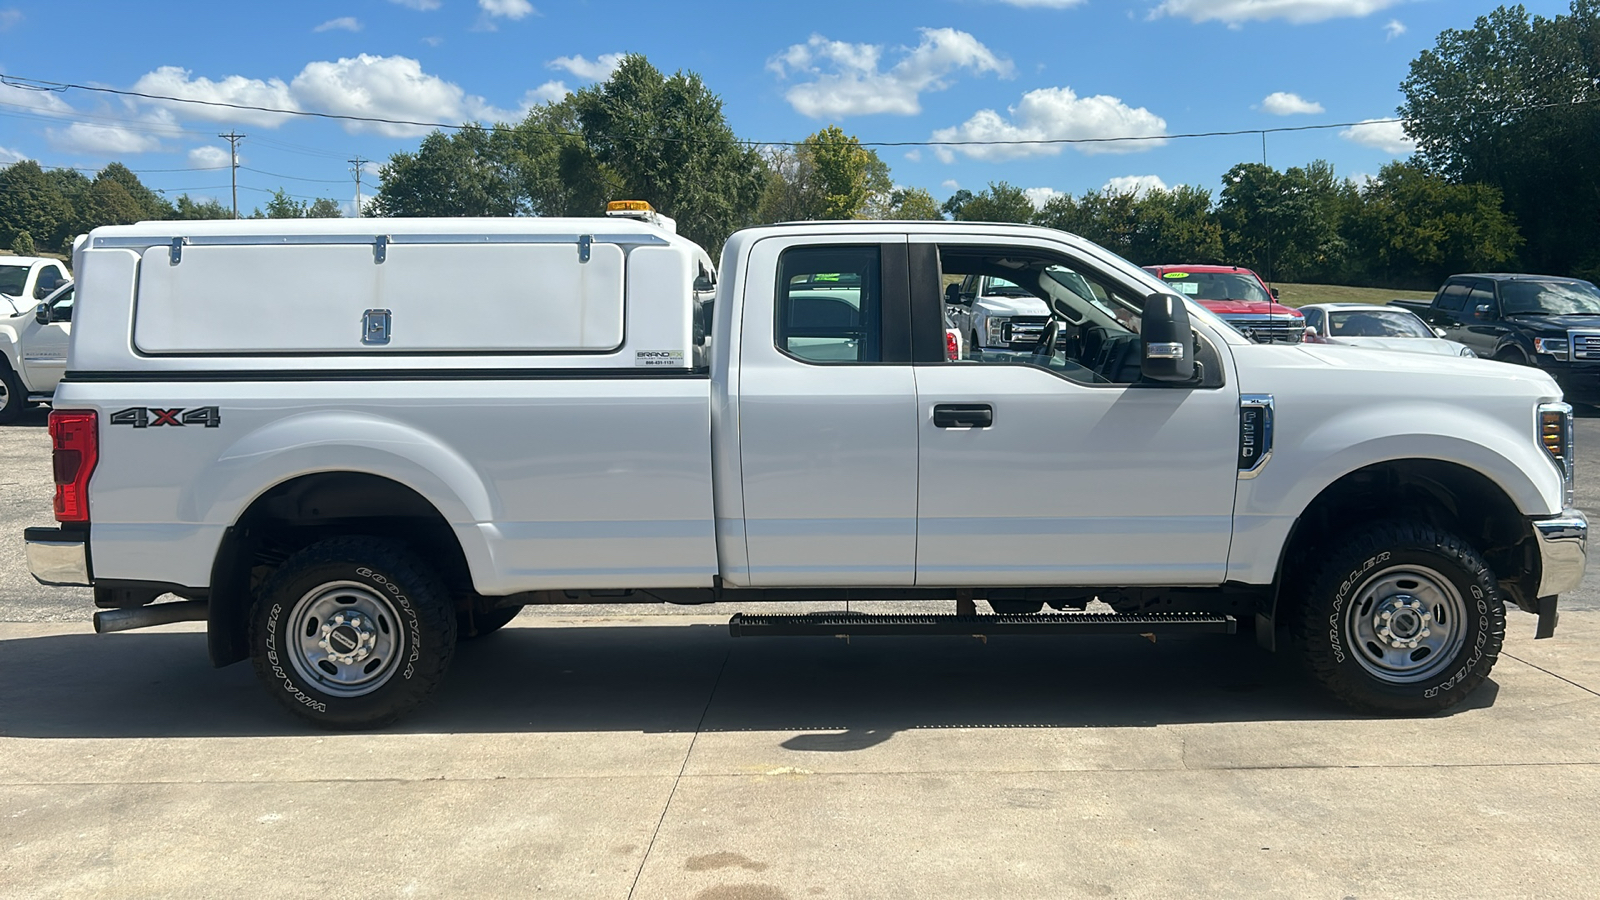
1228,399,1560,585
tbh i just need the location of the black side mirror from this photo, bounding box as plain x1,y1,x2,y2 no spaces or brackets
944,284,961,305
1270,287,1280,299
1141,293,1195,383
36,303,51,325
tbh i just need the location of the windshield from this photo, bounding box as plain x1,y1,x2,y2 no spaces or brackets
1159,272,1272,304
0,264,28,298
983,276,1033,297
1500,280,1600,315
1329,309,1434,338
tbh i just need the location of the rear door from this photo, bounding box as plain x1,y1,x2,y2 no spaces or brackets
735,234,920,586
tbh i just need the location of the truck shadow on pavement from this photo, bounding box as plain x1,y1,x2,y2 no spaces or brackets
0,623,1498,740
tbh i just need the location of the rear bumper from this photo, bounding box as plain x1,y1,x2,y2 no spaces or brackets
1534,510,1587,597
24,526,91,587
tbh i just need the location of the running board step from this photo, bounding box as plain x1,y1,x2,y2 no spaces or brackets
727,612,1236,638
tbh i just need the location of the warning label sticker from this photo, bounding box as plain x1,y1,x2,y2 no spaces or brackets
635,350,685,367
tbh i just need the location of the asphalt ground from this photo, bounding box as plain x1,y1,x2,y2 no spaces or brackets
2,403,1599,898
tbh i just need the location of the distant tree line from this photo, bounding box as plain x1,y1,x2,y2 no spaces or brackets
2,2,1593,288
0,160,342,259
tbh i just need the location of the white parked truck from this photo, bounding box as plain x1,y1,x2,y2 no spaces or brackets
1,256,73,421
24,209,1587,728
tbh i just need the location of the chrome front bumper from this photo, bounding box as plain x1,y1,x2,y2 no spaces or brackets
24,526,92,587
1535,510,1588,598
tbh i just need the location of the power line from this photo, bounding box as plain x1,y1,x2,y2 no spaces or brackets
240,166,347,184
4,70,1599,150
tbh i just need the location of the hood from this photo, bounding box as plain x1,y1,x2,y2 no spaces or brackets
1201,299,1302,318
0,293,22,317
1504,313,1600,334
1327,336,1469,357
975,295,1051,317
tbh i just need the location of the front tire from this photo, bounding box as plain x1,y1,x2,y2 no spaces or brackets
249,537,457,729
1292,521,1505,715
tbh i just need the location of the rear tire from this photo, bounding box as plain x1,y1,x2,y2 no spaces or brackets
0,363,25,424
249,537,457,729
1292,520,1504,715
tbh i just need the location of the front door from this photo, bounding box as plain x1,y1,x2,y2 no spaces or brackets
735,235,920,586
21,286,72,394
910,237,1241,587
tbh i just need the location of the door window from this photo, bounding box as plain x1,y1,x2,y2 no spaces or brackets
775,246,882,364
1469,282,1497,316
1436,282,1471,312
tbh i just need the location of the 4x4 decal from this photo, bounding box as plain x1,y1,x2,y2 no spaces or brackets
109,406,221,428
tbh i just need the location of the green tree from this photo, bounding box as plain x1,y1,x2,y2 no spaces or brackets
93,163,172,221
372,124,521,217
10,230,35,255
1344,161,1523,287
307,198,344,218
875,186,943,220
504,99,610,217
264,189,307,219
0,161,73,251
172,195,234,220
939,189,974,220
573,55,766,251
1035,184,1224,265
759,126,893,222
1400,0,1600,276
1217,161,1355,282
951,181,1034,223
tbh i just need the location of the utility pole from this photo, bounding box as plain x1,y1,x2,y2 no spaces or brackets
219,132,245,218
349,156,367,218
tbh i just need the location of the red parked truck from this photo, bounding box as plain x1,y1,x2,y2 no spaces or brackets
1143,264,1303,344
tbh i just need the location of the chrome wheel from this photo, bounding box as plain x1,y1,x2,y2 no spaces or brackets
286,580,406,698
1343,565,1468,684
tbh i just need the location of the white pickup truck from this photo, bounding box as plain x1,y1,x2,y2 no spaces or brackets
1,255,73,422
24,209,1587,728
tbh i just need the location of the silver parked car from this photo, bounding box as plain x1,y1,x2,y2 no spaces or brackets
1300,303,1477,358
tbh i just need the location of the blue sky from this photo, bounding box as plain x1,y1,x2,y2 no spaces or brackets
0,0,1576,217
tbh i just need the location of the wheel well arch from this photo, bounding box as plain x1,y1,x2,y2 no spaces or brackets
1273,458,1538,630
206,471,475,668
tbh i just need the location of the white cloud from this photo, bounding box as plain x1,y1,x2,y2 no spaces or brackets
479,0,535,19
523,81,570,105
131,67,299,127
0,145,28,164
547,53,624,82
903,149,923,162
931,86,1167,161
941,179,960,191
1384,19,1406,40
291,54,512,135
1024,186,1065,208
1340,118,1415,154
994,0,1086,6
389,0,440,9
0,8,21,31
1152,0,1401,25
47,122,162,155
1103,174,1169,195
187,145,232,168
1260,91,1323,115
422,36,444,47
314,17,362,33
771,28,1013,118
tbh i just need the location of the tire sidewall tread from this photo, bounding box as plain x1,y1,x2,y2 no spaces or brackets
1292,519,1506,715
248,536,457,729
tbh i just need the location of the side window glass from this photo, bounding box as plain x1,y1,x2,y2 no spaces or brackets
52,287,75,322
1469,283,1497,314
1437,283,1469,311
775,246,882,364
1304,308,1324,332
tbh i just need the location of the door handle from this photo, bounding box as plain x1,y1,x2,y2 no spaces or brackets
933,403,993,428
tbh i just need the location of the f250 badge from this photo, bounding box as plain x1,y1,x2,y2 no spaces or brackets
109,407,221,428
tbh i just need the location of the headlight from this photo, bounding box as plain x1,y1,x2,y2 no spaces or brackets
985,317,1007,347
1533,337,1570,359
1538,401,1575,508
1460,346,1477,358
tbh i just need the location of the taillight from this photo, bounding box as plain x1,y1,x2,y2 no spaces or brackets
49,410,98,523
946,329,961,361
